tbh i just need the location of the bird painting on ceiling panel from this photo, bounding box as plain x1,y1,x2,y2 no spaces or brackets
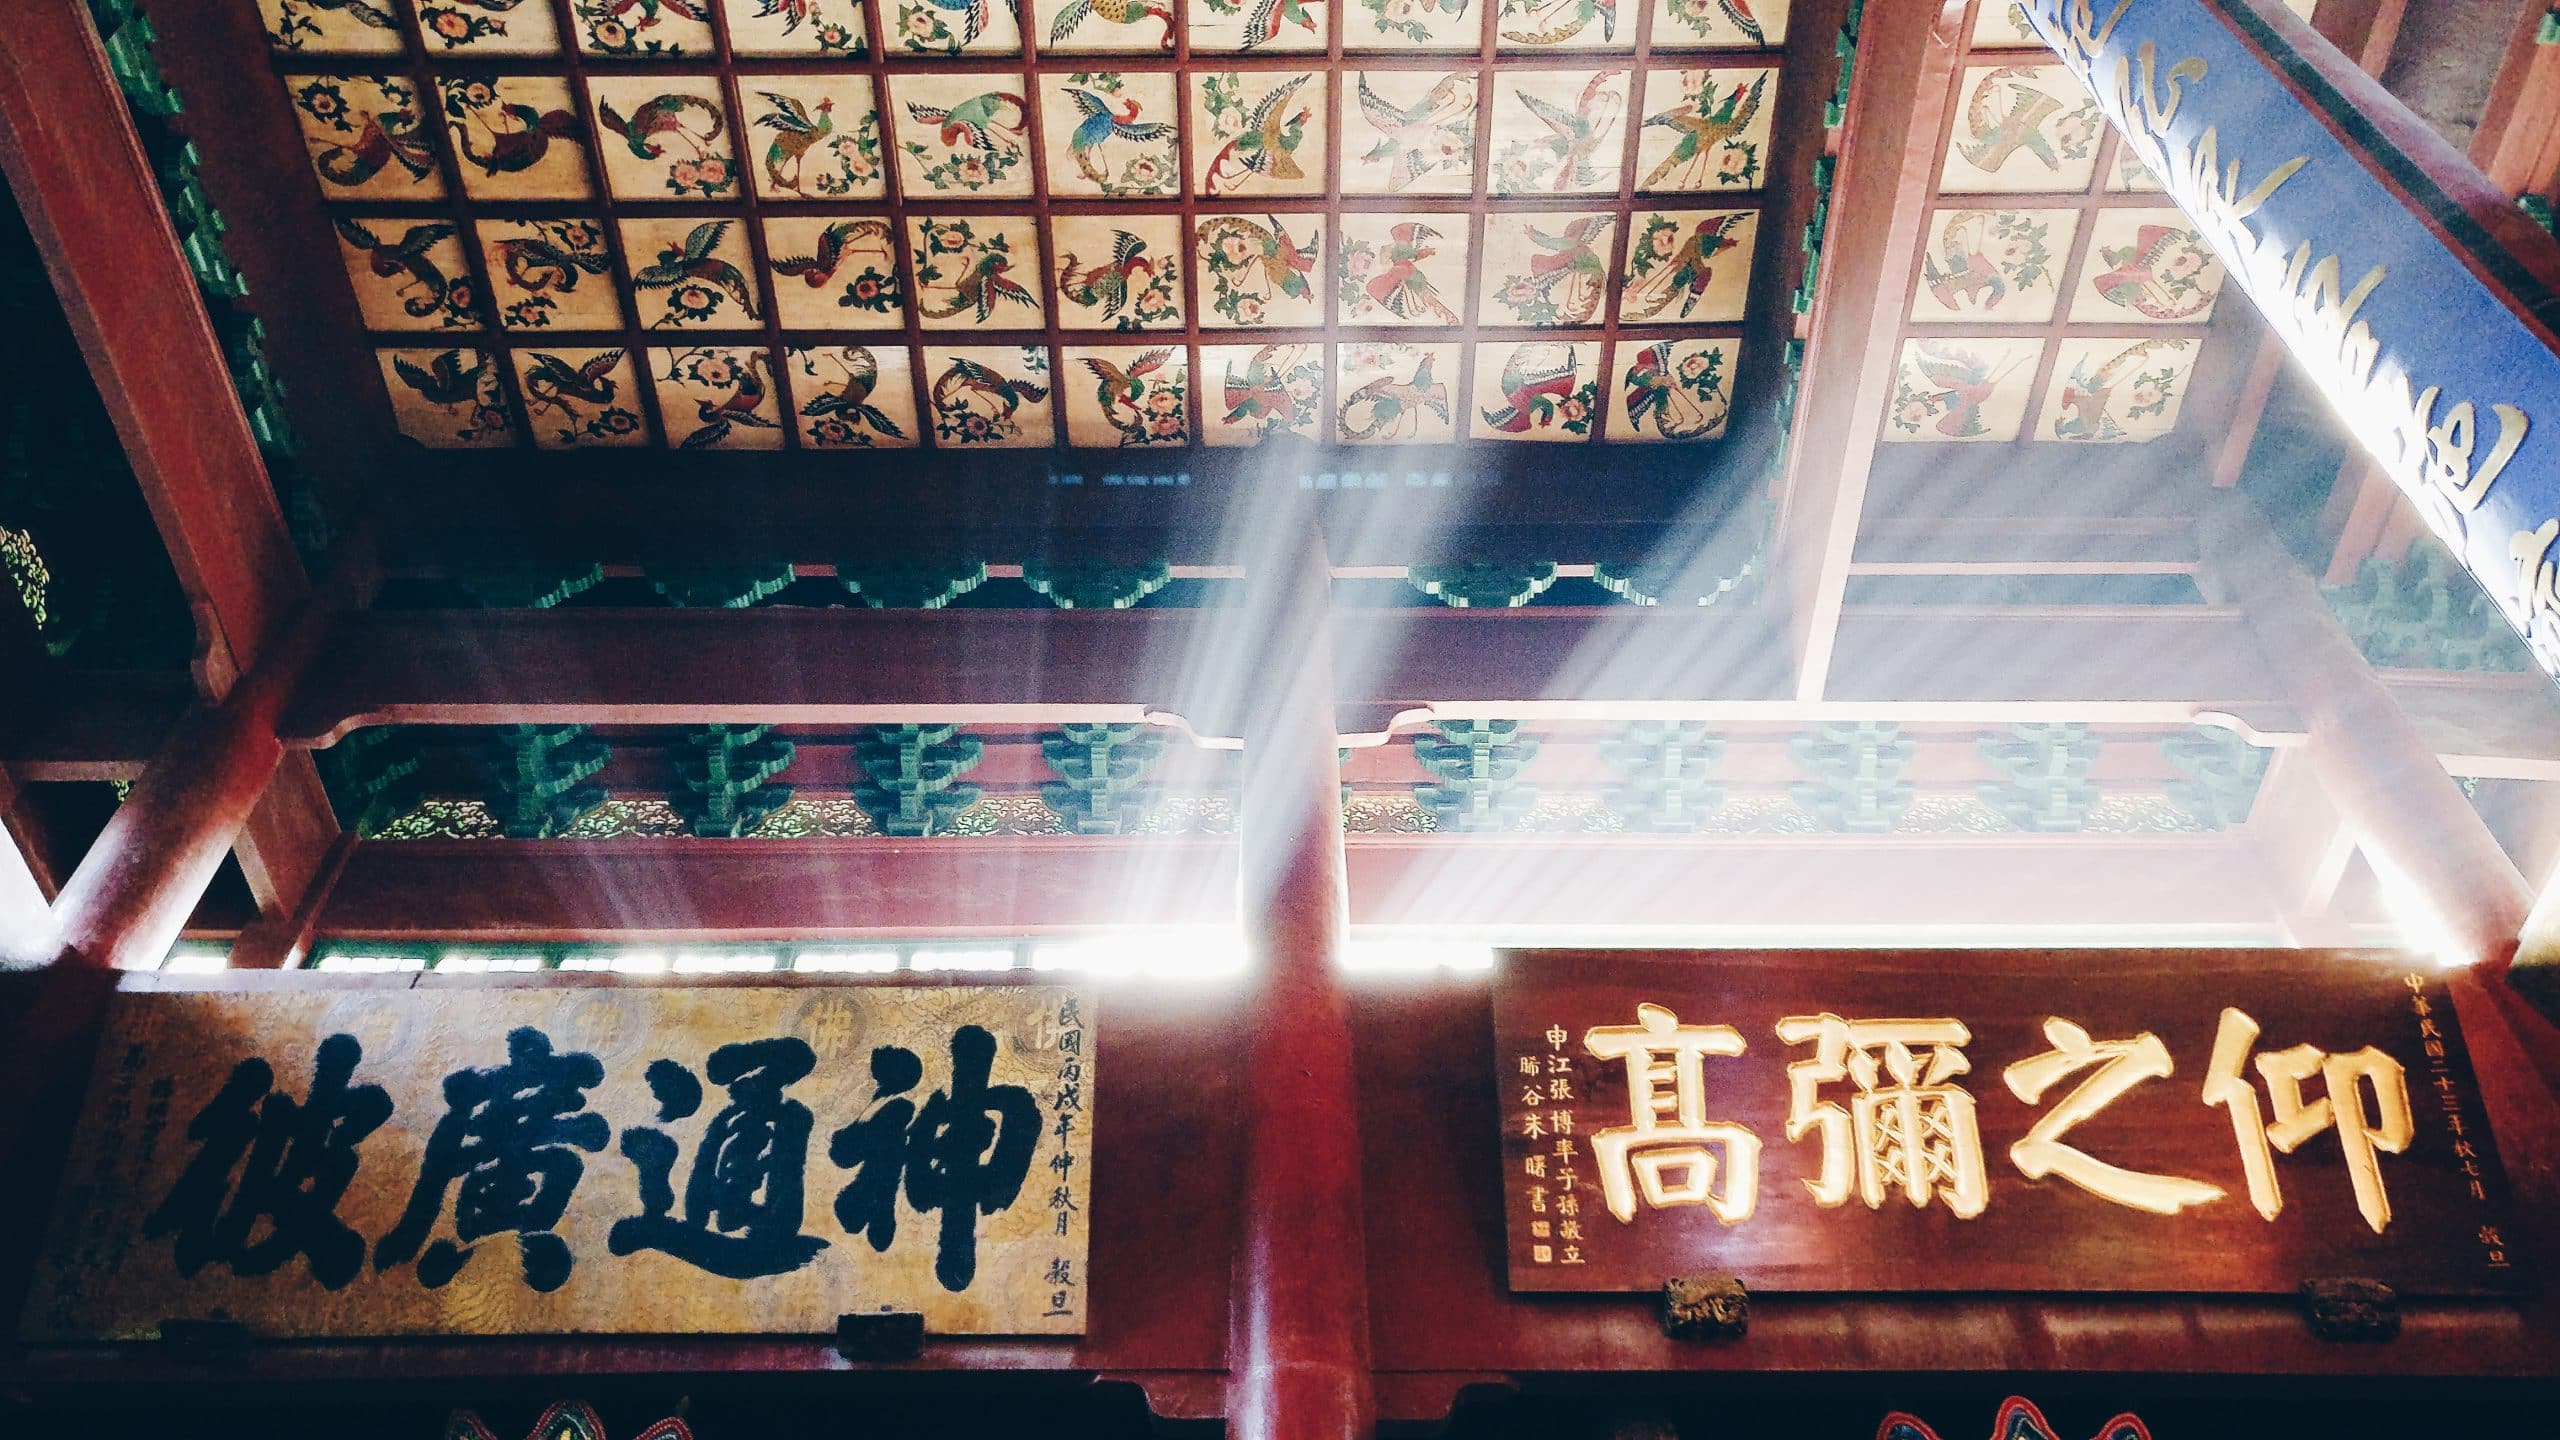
911,219,1045,329
288,75,441,199
1618,210,1754,324
926,346,1054,448
1197,214,1323,328
380,348,515,449
895,0,1027,56
895,76,1034,195
1942,65,2102,192
1337,343,1455,444
334,218,482,332
655,347,786,451
1189,0,1327,52
1884,337,2042,443
515,348,648,448
572,0,717,56
1349,0,1477,48
766,219,904,330
1337,218,1466,327
1048,73,1181,198
481,219,621,332
2041,338,2195,445
1495,0,1617,50
1490,70,1627,195
1650,0,1782,47
1053,216,1182,332
414,0,561,53
1041,0,1177,52
751,82,888,200
794,345,919,449
1474,342,1598,442
1205,343,1323,445
1637,68,1772,192
1343,72,1477,195
623,219,763,329
1197,72,1322,198
591,79,738,199
729,0,870,55
1615,338,1734,442
439,77,591,201
1481,213,1611,327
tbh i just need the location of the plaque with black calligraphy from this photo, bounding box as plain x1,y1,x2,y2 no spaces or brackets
1494,951,2525,1295
23,984,1093,1339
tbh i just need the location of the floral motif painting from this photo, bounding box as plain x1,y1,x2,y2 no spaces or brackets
1190,0,1328,52
438,75,592,201
1611,337,1735,441
1336,215,1468,326
1909,208,2075,324
1472,341,1599,442
923,345,1055,447
1940,65,2103,193
1883,337,2043,443
653,346,786,451
1201,342,1324,445
1347,0,1479,49
1337,342,1456,443
791,345,920,449
512,347,648,449
587,76,739,199
1037,0,1180,52
892,0,1027,56
572,0,715,56
1044,72,1181,198
890,74,1036,197
1063,346,1190,446
1197,212,1324,327
1649,0,1785,48
479,219,622,331
1635,68,1776,192
1480,212,1613,326
261,0,404,53
1490,70,1628,196
909,216,1046,329
2038,337,2196,443
2069,208,2226,324
1970,1,2038,46
333,217,482,331
414,0,560,53
729,0,871,56
1051,215,1183,331
618,218,762,329
1194,72,1325,198
745,80,888,201
1617,208,1756,323
379,348,513,448
764,217,904,329
286,74,442,200
1493,0,1628,51
1342,72,1478,195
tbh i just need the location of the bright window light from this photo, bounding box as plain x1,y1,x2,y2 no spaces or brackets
673,950,779,973
1344,939,1498,973
434,951,545,973
1030,929,1246,980
314,951,427,973
793,947,901,973
906,946,1019,973
160,942,232,973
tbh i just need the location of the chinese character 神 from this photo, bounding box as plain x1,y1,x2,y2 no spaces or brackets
2003,1018,2224,1215
375,1027,608,1293
608,1038,829,1279
145,1034,392,1291
2202,1007,2413,1234
1582,1003,1760,1225
830,1024,1042,1293
1775,1014,1987,1217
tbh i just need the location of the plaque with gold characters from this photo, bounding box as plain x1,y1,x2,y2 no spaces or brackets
1494,950,2525,1295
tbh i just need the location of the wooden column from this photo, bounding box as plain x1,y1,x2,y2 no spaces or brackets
1227,502,1372,1440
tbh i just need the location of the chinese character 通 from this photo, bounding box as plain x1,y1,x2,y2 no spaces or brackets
2003,1018,2223,1215
2202,1007,2412,1234
1775,1013,1987,1217
608,1038,829,1278
1582,1003,1760,1225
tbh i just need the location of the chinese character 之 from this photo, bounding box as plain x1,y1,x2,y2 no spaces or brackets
2004,1018,2223,1215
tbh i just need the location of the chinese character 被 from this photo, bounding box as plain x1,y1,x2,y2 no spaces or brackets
2202,1007,2413,1234
144,1034,392,1291
1775,1014,1987,1217
375,1027,608,1292
2003,1018,2224,1215
830,1024,1041,1293
1582,1003,1760,1225
608,1038,829,1279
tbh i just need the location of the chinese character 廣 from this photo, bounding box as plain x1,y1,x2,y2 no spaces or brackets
2202,1007,2413,1234
1775,1013,1987,1217
1582,1003,1761,1225
2003,1018,2223,1215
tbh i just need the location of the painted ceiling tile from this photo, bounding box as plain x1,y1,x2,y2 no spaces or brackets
1189,0,1328,53
439,75,594,200
262,1,406,53
790,344,920,449
653,346,787,450
1610,337,1736,442
1345,0,1481,50
765,217,904,330
619,217,763,329
1493,0,1632,51
2107,145,2169,193
1635,68,1776,193
1063,345,1190,447
1342,72,1478,196
1037,0,1179,52
1052,215,1183,331
1489,70,1628,197
2037,336,2198,443
1941,65,2103,193
1480,212,1612,326
1045,72,1183,199
909,216,1046,329
570,0,716,56
1471,340,1599,442
1617,208,1755,324
742,80,889,201
285,75,444,200
379,347,514,448
588,76,740,199
1197,212,1325,327
1337,215,1468,327
888,0,1028,55
2069,208,2226,324
1649,0,1785,48
1194,72,1325,199
1969,1,2040,47
513,346,650,448
414,0,563,54
333,216,483,331
922,345,1056,447
1883,336,2043,443
1910,207,2077,325
479,218,624,331
727,0,873,56
1200,342,1325,445
1337,342,1456,443
889,74,1036,198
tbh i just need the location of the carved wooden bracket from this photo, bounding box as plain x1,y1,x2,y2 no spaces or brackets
1658,1274,1748,1340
